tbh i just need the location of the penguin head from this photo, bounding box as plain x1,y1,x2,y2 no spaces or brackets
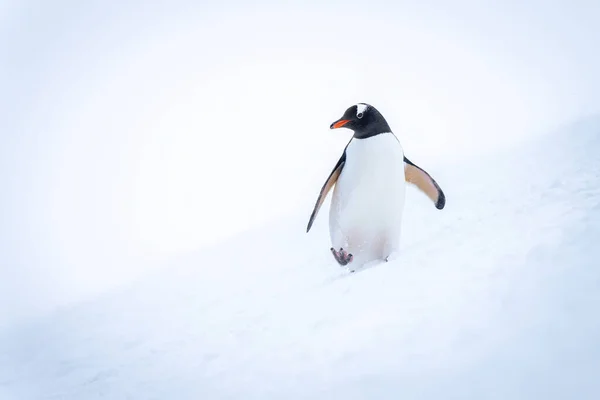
330,103,392,139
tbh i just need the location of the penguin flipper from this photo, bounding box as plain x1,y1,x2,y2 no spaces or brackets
306,152,346,232
404,156,446,210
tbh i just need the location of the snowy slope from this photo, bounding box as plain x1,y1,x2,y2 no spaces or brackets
1,117,600,399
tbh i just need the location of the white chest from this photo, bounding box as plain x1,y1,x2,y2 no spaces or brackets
328,133,404,231
335,132,405,208
328,132,407,261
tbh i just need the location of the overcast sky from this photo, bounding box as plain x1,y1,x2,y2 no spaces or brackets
1,0,599,328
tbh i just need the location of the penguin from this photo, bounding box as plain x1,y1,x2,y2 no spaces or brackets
306,103,446,269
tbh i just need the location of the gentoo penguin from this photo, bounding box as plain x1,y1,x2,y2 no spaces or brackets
306,103,445,269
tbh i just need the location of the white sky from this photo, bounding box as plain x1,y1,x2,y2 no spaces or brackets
1,0,599,327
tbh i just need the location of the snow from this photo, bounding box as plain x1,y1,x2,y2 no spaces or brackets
1,116,600,399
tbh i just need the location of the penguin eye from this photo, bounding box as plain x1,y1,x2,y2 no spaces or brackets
357,112,364,119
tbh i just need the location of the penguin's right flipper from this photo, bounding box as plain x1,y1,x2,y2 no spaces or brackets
404,156,446,209
306,152,346,232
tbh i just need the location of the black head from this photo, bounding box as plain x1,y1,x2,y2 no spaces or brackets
329,103,392,139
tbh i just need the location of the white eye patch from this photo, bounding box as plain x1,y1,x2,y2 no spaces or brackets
356,103,368,118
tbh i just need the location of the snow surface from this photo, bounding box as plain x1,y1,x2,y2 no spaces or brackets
1,117,600,399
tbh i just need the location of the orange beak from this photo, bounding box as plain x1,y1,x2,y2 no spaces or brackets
331,119,350,129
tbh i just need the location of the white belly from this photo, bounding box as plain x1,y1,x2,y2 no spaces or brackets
329,132,406,266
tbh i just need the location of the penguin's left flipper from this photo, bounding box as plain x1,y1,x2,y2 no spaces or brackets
306,151,346,232
404,156,446,209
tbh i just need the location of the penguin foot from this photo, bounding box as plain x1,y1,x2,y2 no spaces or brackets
385,251,400,263
330,247,353,266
